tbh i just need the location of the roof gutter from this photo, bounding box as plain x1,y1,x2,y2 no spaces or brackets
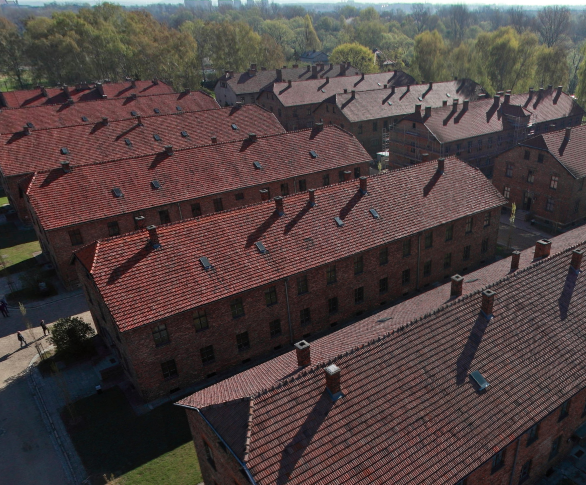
175,403,258,485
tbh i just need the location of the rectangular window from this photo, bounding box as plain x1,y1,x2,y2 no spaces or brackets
550,175,559,190
484,212,491,227
236,331,250,352
491,450,505,473
191,203,202,217
559,399,570,420
527,424,538,445
328,296,338,315
159,210,171,224
477,139,482,151
152,324,169,346
445,225,453,242
488,137,493,149
465,217,473,234
235,192,244,201
193,309,209,331
373,121,378,132
269,319,282,337
323,174,330,186
481,238,489,253
379,277,388,294
519,460,531,483
213,198,224,212
463,245,471,261
354,287,364,304
444,253,451,269
505,163,513,178
297,275,308,295
402,268,410,285
424,232,433,249
298,179,307,192
230,298,244,318
403,239,411,257
200,345,214,364
467,141,472,153
326,265,337,284
524,150,530,160
358,124,363,134
503,186,510,199
107,221,120,237
527,171,534,184
354,255,364,275
300,308,311,326
69,229,83,246
281,183,289,196
456,143,461,154
538,153,544,163
379,247,388,265
549,436,561,460
203,441,216,470
546,197,555,212
354,167,361,178
161,359,178,379
338,171,345,182
265,286,278,306
423,260,432,277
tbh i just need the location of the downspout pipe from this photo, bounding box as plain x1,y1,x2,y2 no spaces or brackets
284,278,294,344
416,233,422,291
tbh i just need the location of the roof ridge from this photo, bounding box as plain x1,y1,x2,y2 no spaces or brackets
242,399,255,463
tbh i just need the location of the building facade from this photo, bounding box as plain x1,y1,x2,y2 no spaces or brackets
75,157,505,402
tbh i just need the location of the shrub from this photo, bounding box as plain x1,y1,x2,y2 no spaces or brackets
50,317,95,356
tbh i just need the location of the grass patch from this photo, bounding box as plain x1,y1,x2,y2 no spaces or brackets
66,387,201,484
0,222,41,276
0,195,8,207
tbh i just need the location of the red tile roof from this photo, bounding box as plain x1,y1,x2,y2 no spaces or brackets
1,104,282,178
0,80,174,108
76,157,505,332
0,91,219,135
179,227,586,484
330,79,485,123
407,88,585,143
269,71,415,107
523,124,586,179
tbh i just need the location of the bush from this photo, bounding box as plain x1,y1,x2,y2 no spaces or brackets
50,317,96,356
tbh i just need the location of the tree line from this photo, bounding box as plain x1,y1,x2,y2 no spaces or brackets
1,2,586,103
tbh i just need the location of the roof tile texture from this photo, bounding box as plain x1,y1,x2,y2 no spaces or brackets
78,157,505,332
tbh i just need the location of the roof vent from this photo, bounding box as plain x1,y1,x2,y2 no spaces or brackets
334,217,344,227
153,134,162,141
164,145,174,156
255,241,268,254
248,133,257,142
130,93,137,100
309,150,318,159
151,180,162,190
231,124,238,130
176,106,182,111
369,208,379,219
60,147,69,155
26,122,34,129
294,340,311,366
199,256,212,271
154,108,160,114
81,116,89,122
253,161,262,170
60,161,71,173
102,117,109,126
112,187,123,198
181,131,188,138
124,138,132,147
131,110,138,117
470,370,489,392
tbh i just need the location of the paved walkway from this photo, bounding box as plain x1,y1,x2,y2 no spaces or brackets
498,208,552,251
0,283,92,485
538,445,586,484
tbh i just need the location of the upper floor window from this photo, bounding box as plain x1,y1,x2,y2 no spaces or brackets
269,319,282,337
549,436,561,460
503,186,510,199
322,174,330,186
230,298,244,318
372,121,378,132
265,286,278,306
550,175,559,190
519,460,531,483
152,323,169,346
465,217,473,234
354,255,364,275
213,198,224,212
326,265,337,284
191,203,202,217
403,239,411,257
379,247,388,265
559,399,570,420
537,153,544,163
161,359,178,379
491,449,505,474
505,163,513,178
159,210,171,225
297,275,308,295
200,345,214,364
236,331,250,352
524,150,530,160
107,221,120,237
203,441,216,470
546,197,555,212
424,231,433,249
445,225,453,242
193,309,209,331
527,424,539,445
527,171,534,184
484,212,491,227
357,124,363,135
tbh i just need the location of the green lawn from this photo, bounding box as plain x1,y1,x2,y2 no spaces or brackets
0,195,8,206
0,222,40,276
65,387,202,484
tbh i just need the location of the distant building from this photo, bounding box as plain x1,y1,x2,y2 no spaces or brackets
299,50,329,65
184,0,212,9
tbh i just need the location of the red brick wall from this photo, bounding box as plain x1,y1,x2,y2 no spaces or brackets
77,208,500,401
29,160,369,288
492,145,585,227
1,175,31,223
258,91,319,131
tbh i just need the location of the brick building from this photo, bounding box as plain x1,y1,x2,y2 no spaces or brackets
74,157,505,402
32,126,370,287
0,79,174,108
388,86,585,177
178,227,586,485
257,70,415,131
214,62,363,107
313,79,485,156
1,104,278,221
493,125,586,230
0,90,218,135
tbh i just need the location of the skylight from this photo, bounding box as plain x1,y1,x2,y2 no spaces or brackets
151,180,161,190
334,217,344,227
470,370,489,391
253,161,262,169
153,134,162,141
369,208,380,219
112,187,123,198
81,116,88,122
231,124,238,130
255,241,268,254
199,256,212,271
154,108,160,114
176,106,182,111
131,111,138,117
181,131,188,137
60,147,69,155
309,150,318,159
26,122,34,128
124,138,132,147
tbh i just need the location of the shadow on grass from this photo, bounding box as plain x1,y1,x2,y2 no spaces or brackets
0,223,38,250
66,387,196,484
0,257,39,276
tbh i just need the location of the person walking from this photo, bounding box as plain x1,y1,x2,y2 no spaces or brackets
0,300,8,317
17,331,27,348
40,319,48,336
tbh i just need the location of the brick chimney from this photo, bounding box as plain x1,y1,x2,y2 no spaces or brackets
504,93,510,105
359,176,367,194
415,104,422,114
102,117,109,126
153,78,159,85
481,289,495,318
534,239,552,259
312,65,318,78
63,85,71,99
147,225,160,248
248,64,257,76
308,189,316,206
134,216,146,229
340,62,346,76
437,157,445,173
565,127,572,141
343,170,351,181
274,196,284,216
325,76,329,84
130,93,137,100
425,106,431,117
421,153,429,163
136,115,143,126
294,340,311,366
442,100,448,107
351,90,355,99
452,99,459,111
451,274,463,297
288,80,292,88
211,136,217,144
571,249,583,272
60,161,71,173
557,86,563,96
164,145,174,156
463,99,469,110
276,69,282,82
511,251,521,271
391,85,395,95
429,81,433,90
41,86,48,97
248,133,257,142
23,125,32,135
225,70,231,79
260,189,269,201
360,73,365,81
493,95,500,108
325,364,342,399
314,121,324,132
528,87,534,100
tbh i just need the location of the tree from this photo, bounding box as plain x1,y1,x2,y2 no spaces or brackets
534,45,568,90
330,42,376,74
411,4,431,35
0,18,29,89
536,6,570,48
355,21,385,50
358,7,379,23
412,30,447,82
446,4,470,43
50,317,96,356
303,14,321,51
508,7,528,34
